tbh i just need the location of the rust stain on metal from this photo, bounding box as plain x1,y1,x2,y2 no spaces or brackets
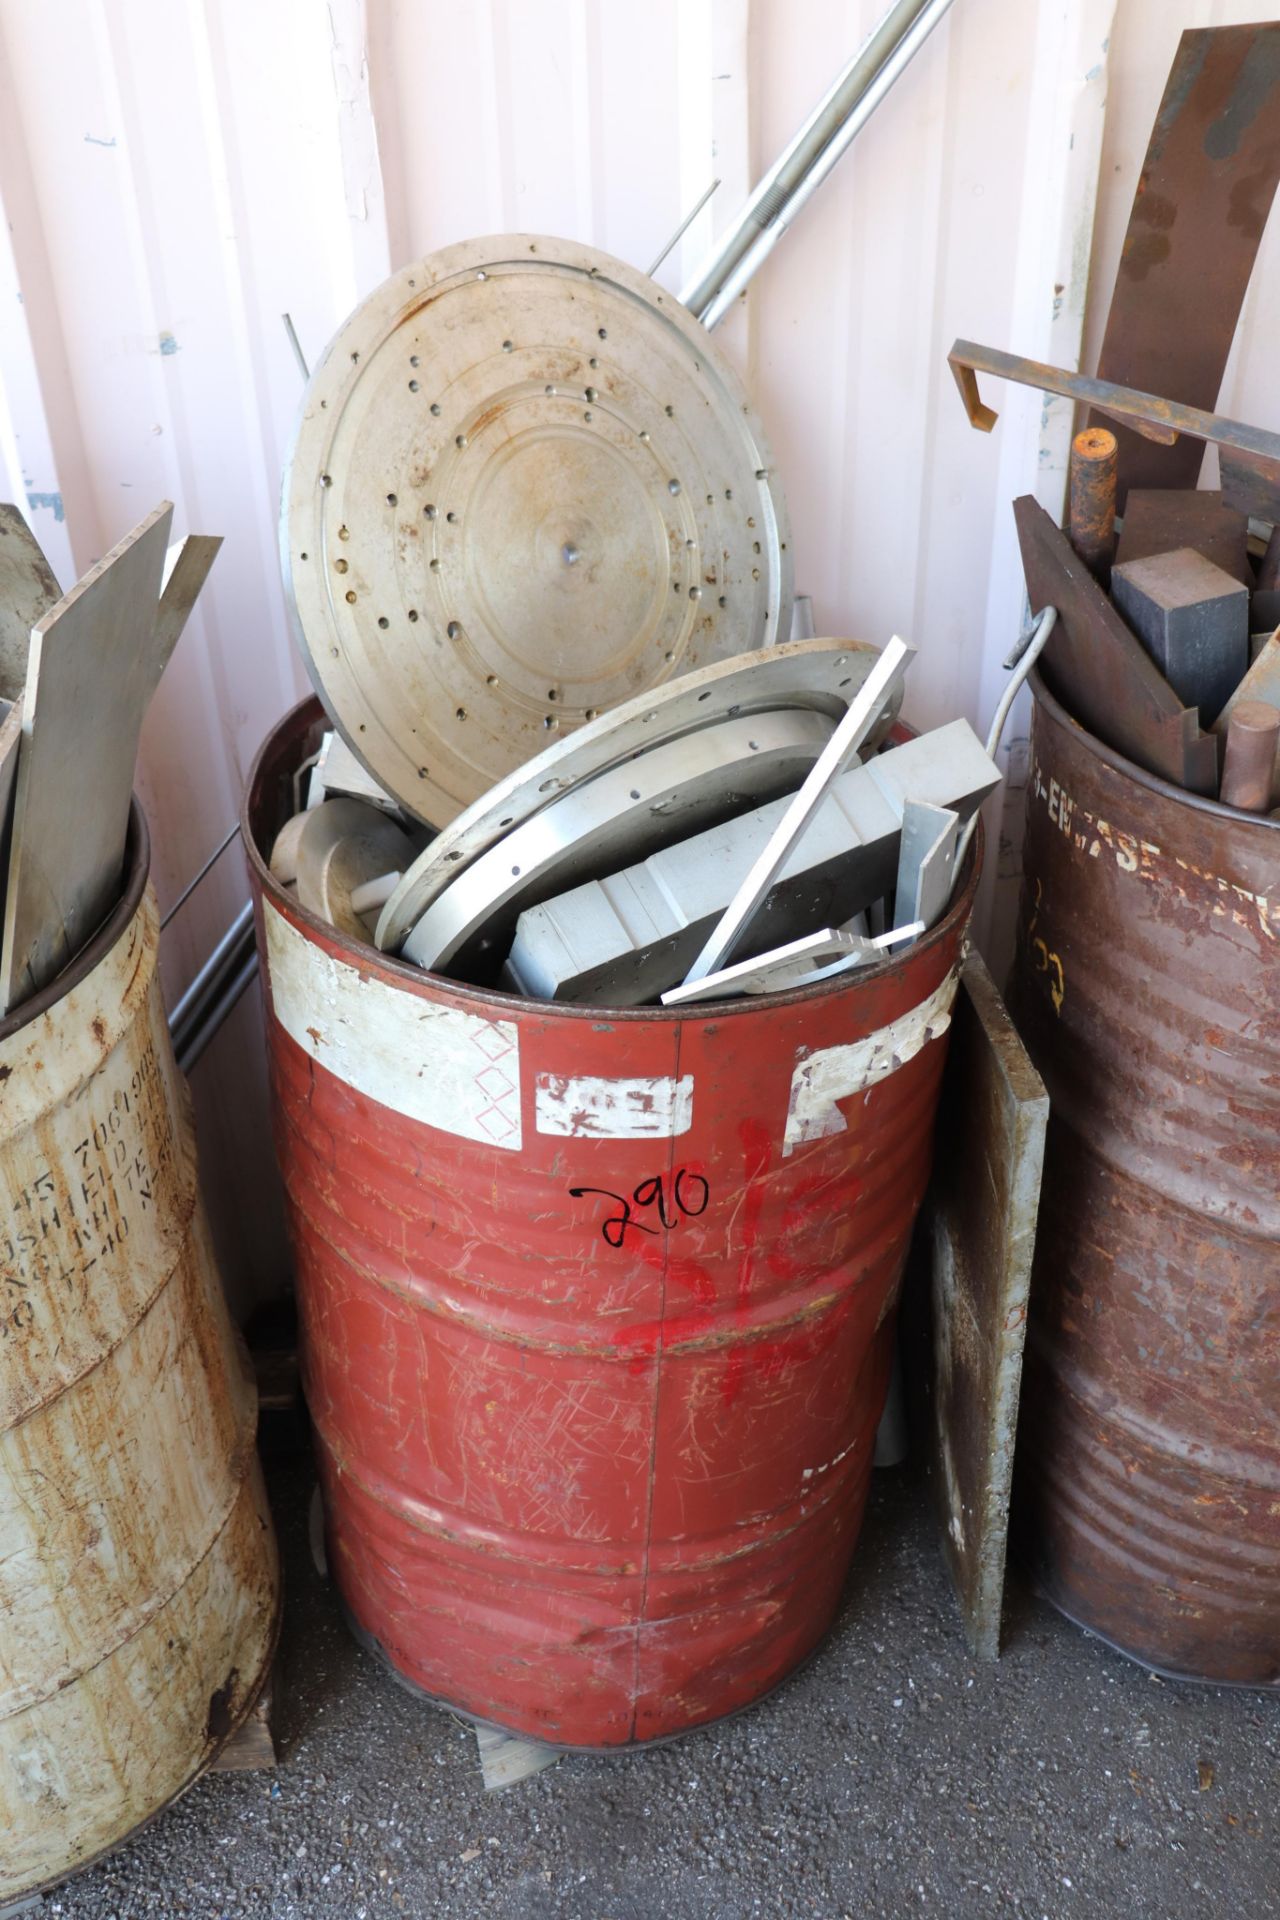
0,805,281,1904
1067,428,1117,584
245,698,978,1748
1093,24,1280,502
1008,672,1280,1687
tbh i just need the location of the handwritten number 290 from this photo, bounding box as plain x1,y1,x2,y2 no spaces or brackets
570,1167,710,1249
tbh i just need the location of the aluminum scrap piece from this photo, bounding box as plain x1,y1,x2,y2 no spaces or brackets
269,811,308,885
893,800,959,935
660,920,923,1007
295,798,424,944
505,717,999,1006
949,339,1280,521
400,708,835,979
282,234,793,826
1090,24,1280,504
1014,496,1219,797
682,637,913,985
918,951,1048,1660
309,730,404,815
376,637,898,954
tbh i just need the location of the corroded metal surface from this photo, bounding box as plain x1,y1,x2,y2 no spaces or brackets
0,807,281,1903
247,697,978,1748
1091,24,1280,504
1009,673,1280,1686
923,954,1047,1661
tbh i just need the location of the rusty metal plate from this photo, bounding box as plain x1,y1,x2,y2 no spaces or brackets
1114,489,1250,586
1014,495,1219,796
922,952,1047,1660
282,235,793,826
376,636,895,954
1091,25,1280,503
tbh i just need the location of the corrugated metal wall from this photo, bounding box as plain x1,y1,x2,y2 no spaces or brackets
0,0,1275,1313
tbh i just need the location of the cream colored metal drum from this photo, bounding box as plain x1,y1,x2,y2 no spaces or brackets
0,806,280,1903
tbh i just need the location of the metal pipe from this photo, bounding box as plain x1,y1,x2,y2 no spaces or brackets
168,900,254,1043
175,950,258,1075
681,0,957,327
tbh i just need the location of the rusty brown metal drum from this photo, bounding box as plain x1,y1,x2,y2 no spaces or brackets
246,698,979,1749
1010,673,1280,1686
0,806,281,1904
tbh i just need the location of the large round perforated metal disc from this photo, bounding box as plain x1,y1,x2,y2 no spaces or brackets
282,234,792,827
377,637,896,953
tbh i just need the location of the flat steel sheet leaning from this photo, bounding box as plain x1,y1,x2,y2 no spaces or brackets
1089,24,1280,504
282,234,793,826
1014,496,1219,796
919,951,1048,1659
1,504,220,1011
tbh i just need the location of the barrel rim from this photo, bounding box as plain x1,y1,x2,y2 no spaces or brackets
243,694,982,1022
1029,667,1280,832
0,799,150,1045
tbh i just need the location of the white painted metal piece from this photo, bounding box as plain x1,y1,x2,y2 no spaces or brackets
295,799,423,944
376,637,898,953
682,636,914,985
505,717,999,1006
282,234,793,823
349,871,402,918
894,801,959,933
262,900,523,1149
660,919,924,1005
1,504,173,1013
399,708,834,978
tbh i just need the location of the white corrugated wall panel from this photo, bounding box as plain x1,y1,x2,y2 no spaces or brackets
0,0,1271,1311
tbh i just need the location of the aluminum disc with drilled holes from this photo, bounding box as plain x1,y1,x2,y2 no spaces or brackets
282,234,793,826
295,799,424,943
377,636,898,954
402,707,836,979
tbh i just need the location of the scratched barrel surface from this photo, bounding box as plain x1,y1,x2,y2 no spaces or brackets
1010,673,1280,1686
0,806,281,1904
247,698,978,1747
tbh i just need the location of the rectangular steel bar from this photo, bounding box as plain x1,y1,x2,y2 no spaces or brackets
681,636,913,985
922,951,1048,1659
1109,547,1248,728
1014,495,1219,796
950,340,1280,521
1090,25,1280,503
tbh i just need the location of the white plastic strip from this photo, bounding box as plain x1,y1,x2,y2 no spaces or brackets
535,1072,694,1139
262,900,522,1149
783,969,959,1156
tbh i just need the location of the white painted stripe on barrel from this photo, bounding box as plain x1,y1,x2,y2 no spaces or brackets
534,1072,694,1139
783,970,960,1157
262,901,522,1149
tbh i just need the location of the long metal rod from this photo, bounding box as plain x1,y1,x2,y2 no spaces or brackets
681,0,957,327
175,950,258,1074
648,178,721,278
168,899,254,1042
160,820,240,930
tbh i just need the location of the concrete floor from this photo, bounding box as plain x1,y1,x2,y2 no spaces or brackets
46,1456,1280,1920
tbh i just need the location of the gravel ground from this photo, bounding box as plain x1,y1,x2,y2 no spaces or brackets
42,1454,1279,1920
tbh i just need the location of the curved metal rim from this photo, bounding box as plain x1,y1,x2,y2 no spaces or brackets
280,232,793,820
374,636,898,952
0,799,150,1045
244,695,981,1024
1030,667,1280,831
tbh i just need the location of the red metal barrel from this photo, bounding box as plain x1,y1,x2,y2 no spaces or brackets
245,698,978,1746
1010,672,1280,1686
